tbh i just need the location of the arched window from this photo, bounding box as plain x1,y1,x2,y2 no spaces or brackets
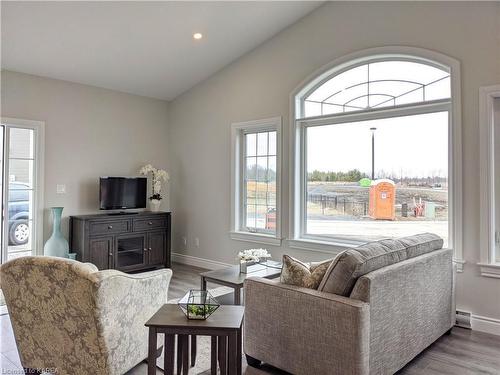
300,60,450,118
290,49,461,261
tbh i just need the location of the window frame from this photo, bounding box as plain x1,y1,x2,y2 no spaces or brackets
289,47,463,270
478,85,500,278
230,117,282,246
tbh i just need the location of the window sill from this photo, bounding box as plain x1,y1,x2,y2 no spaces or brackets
229,231,282,246
287,238,357,254
477,263,500,278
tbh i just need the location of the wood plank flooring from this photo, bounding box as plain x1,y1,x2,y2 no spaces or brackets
1,262,500,374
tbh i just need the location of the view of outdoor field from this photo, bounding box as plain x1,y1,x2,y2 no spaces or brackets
305,111,449,245
244,131,277,234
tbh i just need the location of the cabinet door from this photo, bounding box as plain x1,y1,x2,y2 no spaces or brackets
148,231,166,266
115,233,147,272
89,237,113,270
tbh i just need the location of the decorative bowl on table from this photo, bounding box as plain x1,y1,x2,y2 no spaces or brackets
178,290,220,320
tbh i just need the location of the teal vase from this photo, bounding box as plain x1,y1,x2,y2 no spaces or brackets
44,207,69,258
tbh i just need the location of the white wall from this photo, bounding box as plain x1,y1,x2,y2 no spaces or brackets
168,2,500,320
1,70,170,241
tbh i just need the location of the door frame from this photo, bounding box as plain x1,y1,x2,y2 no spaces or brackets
0,117,45,263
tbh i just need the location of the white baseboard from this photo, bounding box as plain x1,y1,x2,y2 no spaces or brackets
471,314,500,336
172,252,233,270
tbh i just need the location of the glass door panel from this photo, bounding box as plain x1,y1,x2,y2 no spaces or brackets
115,234,147,270
0,126,3,309
6,127,36,261
1,123,40,311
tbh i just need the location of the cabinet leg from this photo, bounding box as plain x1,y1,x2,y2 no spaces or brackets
211,336,217,375
147,327,157,375
177,335,183,375
234,287,241,305
164,334,175,375
218,335,227,375
227,332,237,375
182,335,189,375
236,328,242,375
191,335,197,366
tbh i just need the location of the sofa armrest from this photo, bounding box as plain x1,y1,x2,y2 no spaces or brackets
244,277,370,375
92,268,172,375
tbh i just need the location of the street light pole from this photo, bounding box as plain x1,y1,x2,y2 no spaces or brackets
370,127,377,180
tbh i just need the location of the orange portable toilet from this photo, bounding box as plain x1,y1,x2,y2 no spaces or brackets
369,179,396,220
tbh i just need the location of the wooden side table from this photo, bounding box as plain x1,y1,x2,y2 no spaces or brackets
200,264,282,305
145,304,244,375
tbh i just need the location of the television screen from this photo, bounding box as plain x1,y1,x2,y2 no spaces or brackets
99,177,147,210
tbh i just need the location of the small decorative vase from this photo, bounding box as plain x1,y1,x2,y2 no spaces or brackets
44,207,70,258
150,199,161,212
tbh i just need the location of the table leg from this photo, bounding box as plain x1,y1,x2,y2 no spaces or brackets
210,336,217,375
190,335,197,367
177,335,183,375
234,287,241,305
236,327,242,375
148,327,157,375
181,335,189,375
164,334,175,375
218,335,227,375
228,332,237,375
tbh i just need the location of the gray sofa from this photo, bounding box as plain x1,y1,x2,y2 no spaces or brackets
244,234,454,375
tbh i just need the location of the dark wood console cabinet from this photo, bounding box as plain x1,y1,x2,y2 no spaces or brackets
70,212,171,272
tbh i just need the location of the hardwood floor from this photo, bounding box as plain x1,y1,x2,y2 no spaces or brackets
167,262,207,299
1,262,500,374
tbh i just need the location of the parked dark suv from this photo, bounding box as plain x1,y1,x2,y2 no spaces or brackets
8,182,30,246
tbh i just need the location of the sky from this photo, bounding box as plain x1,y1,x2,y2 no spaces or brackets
307,111,448,178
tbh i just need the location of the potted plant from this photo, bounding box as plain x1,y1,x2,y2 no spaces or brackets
178,290,220,320
139,164,169,212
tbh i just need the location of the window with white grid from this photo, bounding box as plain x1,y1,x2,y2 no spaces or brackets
230,117,281,244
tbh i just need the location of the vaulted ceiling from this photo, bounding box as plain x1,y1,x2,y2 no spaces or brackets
1,1,321,100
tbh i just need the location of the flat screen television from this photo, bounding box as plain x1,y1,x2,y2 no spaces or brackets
99,177,147,210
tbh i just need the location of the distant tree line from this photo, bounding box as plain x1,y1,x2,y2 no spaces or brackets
308,169,369,182
307,168,448,185
247,165,276,182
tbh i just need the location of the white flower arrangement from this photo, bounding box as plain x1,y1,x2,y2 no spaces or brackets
237,248,271,263
139,164,170,200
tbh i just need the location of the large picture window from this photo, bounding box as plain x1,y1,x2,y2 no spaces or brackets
305,111,448,244
291,50,461,258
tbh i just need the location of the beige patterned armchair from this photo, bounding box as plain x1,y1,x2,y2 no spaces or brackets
0,256,172,375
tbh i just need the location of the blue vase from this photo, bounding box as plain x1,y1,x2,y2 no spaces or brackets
44,207,69,258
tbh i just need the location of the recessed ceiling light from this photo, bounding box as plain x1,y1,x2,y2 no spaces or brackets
193,33,203,40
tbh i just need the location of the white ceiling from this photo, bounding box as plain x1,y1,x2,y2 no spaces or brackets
1,1,321,100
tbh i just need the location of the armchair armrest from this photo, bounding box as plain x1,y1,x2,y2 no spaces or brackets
92,268,172,375
244,277,370,375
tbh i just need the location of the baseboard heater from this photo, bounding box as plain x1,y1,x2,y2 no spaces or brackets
455,310,472,329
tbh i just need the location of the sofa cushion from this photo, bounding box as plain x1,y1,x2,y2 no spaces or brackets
280,255,335,289
318,233,444,296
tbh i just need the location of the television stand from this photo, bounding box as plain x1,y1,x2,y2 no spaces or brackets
69,211,171,272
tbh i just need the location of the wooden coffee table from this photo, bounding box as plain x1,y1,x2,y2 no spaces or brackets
146,304,244,375
200,263,282,305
